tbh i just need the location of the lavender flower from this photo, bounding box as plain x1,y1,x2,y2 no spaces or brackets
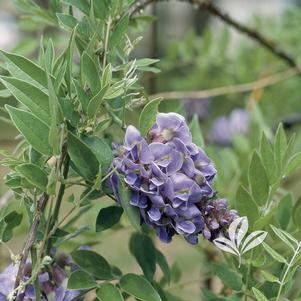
200,198,238,241
183,97,211,122
0,253,82,301
210,108,250,146
110,112,223,244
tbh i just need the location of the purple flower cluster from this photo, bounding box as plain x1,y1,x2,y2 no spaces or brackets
110,112,237,244
200,198,238,241
0,253,82,301
210,108,250,146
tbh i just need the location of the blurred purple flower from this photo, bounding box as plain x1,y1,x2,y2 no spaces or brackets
110,112,223,244
0,253,82,301
210,108,250,146
183,97,211,122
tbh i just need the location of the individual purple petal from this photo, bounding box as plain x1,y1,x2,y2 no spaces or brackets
147,207,161,222
176,221,196,234
124,125,142,147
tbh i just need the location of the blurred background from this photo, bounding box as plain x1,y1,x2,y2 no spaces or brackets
1,0,301,299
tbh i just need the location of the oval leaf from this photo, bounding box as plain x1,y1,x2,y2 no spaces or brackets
262,242,287,264
68,132,99,181
16,163,48,192
0,76,50,122
96,206,123,232
72,250,112,280
139,98,161,136
130,233,156,281
6,105,52,155
96,283,124,301
120,273,162,301
252,287,269,301
67,270,96,290
118,178,141,231
249,151,270,206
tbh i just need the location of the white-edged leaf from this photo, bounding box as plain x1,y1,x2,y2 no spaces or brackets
213,237,239,256
229,216,248,248
270,225,298,250
241,231,267,254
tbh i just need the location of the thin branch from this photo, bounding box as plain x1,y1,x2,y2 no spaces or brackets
130,0,298,69
149,67,301,100
13,193,49,294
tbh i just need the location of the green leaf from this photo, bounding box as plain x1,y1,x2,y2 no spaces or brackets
261,270,279,283
118,178,141,231
252,287,269,301
1,211,23,242
293,196,301,229
45,39,55,73
276,194,293,230
62,0,90,14
260,133,277,183
67,270,96,290
101,64,112,88
189,115,204,148
248,151,270,206
16,163,48,191
81,51,100,95
0,76,50,122
0,50,48,90
72,250,112,280
82,136,113,172
285,152,301,176
56,13,78,29
212,264,242,291
47,72,62,155
262,242,287,264
156,250,171,285
74,79,89,114
93,0,108,20
274,123,287,170
235,185,259,226
139,98,161,136
87,84,109,118
130,233,156,281
96,283,124,301
120,274,162,301
270,224,297,250
110,15,129,49
67,132,99,181
5,105,52,155
0,89,11,98
96,206,123,232
135,58,160,68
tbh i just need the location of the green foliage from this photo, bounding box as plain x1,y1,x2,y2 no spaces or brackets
96,283,124,301
96,206,123,232
71,250,112,280
6,105,52,155
117,177,141,231
119,273,162,301
139,97,161,136
130,233,157,281
67,270,97,289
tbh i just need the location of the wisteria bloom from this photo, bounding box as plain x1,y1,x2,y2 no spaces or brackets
210,108,250,146
183,97,211,122
110,112,237,244
0,253,82,301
